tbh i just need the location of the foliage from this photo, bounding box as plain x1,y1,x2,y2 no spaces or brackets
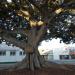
0,0,75,44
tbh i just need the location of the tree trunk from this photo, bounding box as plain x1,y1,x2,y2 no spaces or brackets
12,47,45,70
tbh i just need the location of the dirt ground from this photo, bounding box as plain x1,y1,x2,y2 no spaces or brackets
0,66,75,75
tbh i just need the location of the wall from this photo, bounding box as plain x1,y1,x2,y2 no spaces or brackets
53,48,69,60
0,50,26,62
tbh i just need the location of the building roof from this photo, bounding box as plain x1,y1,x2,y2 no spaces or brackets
0,42,23,51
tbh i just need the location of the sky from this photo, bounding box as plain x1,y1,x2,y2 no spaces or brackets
7,0,12,3
0,38,75,54
38,38,75,55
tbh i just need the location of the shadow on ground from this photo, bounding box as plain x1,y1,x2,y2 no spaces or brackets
0,65,75,75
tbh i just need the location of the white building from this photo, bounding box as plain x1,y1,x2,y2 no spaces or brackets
52,47,69,60
0,42,26,63
40,46,75,61
38,39,75,65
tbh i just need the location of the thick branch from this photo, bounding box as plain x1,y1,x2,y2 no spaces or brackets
33,25,46,47
0,30,34,53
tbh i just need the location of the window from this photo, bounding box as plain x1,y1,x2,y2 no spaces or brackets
19,51,22,55
0,52,2,56
10,51,16,56
70,55,75,59
23,52,25,55
19,51,25,55
60,55,69,60
0,51,6,56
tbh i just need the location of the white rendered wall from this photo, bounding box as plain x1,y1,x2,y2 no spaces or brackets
53,49,60,60
0,51,26,62
53,47,69,60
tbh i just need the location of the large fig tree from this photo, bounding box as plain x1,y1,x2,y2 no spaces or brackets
0,0,75,70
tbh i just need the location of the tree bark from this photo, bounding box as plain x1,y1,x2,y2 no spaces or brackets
7,47,45,71
15,26,46,70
